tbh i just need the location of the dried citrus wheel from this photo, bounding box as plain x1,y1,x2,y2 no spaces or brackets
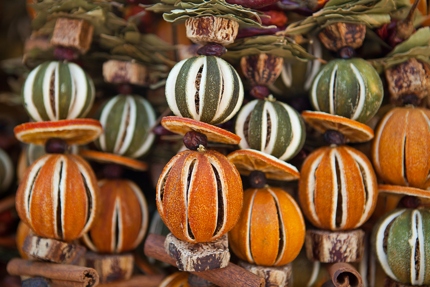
165,55,244,125
372,107,430,190
310,58,383,123
23,61,95,122
373,208,430,285
229,186,305,266
15,154,99,241
378,184,430,199
161,116,241,145
302,111,374,143
79,150,147,172
82,179,148,254
227,149,299,181
156,149,243,243
299,145,378,231
159,272,189,287
14,119,102,146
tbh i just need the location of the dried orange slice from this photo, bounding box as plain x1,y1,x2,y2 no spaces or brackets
79,150,147,171
227,149,299,181
161,116,240,145
379,184,430,199
302,111,374,143
14,119,102,146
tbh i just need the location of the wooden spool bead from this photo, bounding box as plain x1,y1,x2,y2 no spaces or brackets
165,233,230,272
185,16,239,46
94,94,156,158
299,145,378,231
156,149,243,243
305,229,365,263
50,18,94,54
15,154,99,242
0,148,13,193
229,187,305,267
310,58,383,123
373,208,430,286
235,96,306,161
318,22,366,52
23,234,86,264
385,58,430,107
22,61,95,122
239,261,292,287
165,55,244,125
82,179,148,254
372,107,430,190
103,60,148,86
79,252,134,284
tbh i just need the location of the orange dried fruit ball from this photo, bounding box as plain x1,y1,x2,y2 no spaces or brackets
299,145,378,231
372,107,430,190
229,187,305,266
82,179,148,254
156,149,243,243
15,154,99,241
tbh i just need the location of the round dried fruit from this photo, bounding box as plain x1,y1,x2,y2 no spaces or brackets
373,208,430,285
299,145,378,231
240,54,283,87
229,187,305,266
15,154,99,241
94,94,156,158
235,97,305,161
310,58,383,123
22,61,95,122
156,149,243,243
372,107,430,190
165,55,244,125
82,179,148,254
0,148,13,193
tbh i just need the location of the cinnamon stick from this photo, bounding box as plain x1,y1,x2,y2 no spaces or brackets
326,263,363,287
7,258,99,287
144,234,265,287
97,275,165,287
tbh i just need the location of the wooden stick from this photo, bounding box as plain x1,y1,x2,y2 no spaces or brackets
7,258,99,287
144,234,265,287
326,263,363,287
97,275,165,287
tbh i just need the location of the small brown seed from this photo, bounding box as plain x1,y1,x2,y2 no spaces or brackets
183,131,208,151
250,85,271,100
338,46,356,59
197,43,227,57
103,164,124,179
45,138,68,154
249,170,266,188
324,130,346,145
399,195,421,209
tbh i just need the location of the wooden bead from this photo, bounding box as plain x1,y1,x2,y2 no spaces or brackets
305,229,365,263
23,234,86,264
50,18,94,54
79,252,133,284
239,261,292,287
164,233,230,272
102,60,148,86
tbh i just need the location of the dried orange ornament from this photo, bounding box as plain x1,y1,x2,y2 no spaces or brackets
372,106,430,190
15,153,99,242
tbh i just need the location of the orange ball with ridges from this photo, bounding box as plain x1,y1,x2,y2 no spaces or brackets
82,179,148,254
372,107,430,190
299,145,378,231
156,149,243,243
15,154,99,241
229,187,305,266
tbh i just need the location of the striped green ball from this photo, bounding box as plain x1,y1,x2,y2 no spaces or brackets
95,95,156,158
235,97,306,161
0,148,13,193
23,61,95,122
165,55,244,125
373,208,430,285
310,58,383,123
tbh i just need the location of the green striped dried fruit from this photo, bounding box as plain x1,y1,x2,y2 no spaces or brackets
310,58,383,123
373,208,430,285
165,55,244,125
235,96,305,161
94,94,156,159
22,61,95,122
